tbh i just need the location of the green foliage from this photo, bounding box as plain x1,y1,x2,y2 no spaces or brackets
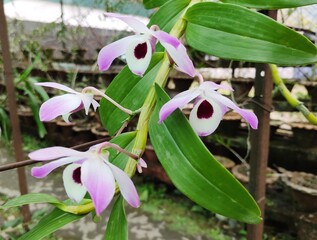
137,181,233,240
149,85,261,224
18,208,86,240
99,53,164,135
0,194,60,210
148,0,190,32
14,55,49,138
0,108,11,141
143,0,170,9
108,131,136,170
104,196,128,240
185,2,317,65
220,0,317,9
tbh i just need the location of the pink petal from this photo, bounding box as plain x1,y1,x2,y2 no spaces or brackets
39,94,82,121
81,158,115,216
29,146,84,161
159,88,200,123
189,98,224,136
160,41,195,77
31,157,81,178
104,12,149,33
208,92,258,129
107,162,140,208
150,30,180,48
137,158,147,173
97,35,135,71
36,82,77,94
125,37,152,76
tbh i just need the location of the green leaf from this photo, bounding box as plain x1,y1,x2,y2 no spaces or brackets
1,193,60,209
149,85,261,224
148,0,190,33
0,107,11,141
24,88,47,138
143,0,170,9
18,208,86,240
108,131,136,170
100,53,164,136
27,77,49,101
185,2,317,65
220,0,317,9
104,196,128,240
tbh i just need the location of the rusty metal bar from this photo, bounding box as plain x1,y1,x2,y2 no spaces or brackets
0,0,31,225
247,10,277,240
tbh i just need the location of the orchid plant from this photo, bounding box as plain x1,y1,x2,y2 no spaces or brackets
2,0,317,239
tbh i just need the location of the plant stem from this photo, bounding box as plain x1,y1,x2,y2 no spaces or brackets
82,86,134,115
270,64,317,125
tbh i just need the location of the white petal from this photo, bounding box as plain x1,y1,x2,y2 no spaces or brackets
63,164,87,203
104,12,150,34
126,37,152,76
36,82,78,94
189,98,224,136
80,93,94,115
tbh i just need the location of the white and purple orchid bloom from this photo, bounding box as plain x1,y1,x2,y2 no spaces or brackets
159,81,258,136
36,82,99,123
37,82,133,123
29,142,146,216
97,12,195,77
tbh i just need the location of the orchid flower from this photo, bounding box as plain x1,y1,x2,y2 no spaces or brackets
97,12,195,77
29,142,145,215
159,81,258,136
37,82,133,123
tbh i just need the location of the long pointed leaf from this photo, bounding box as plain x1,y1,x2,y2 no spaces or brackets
104,196,128,240
18,208,86,240
1,193,60,209
185,2,317,65
149,85,261,224
24,88,47,138
221,0,317,9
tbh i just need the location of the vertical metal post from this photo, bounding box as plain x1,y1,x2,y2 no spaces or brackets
0,0,31,226
247,10,277,240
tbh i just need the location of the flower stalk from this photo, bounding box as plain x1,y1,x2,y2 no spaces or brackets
82,86,134,115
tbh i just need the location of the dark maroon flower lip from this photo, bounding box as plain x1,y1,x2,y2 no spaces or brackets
134,42,148,59
72,167,82,185
197,100,214,119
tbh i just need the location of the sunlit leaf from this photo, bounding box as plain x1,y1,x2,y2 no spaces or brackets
149,85,261,224
185,2,317,65
143,0,170,9
220,0,317,9
148,0,190,32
